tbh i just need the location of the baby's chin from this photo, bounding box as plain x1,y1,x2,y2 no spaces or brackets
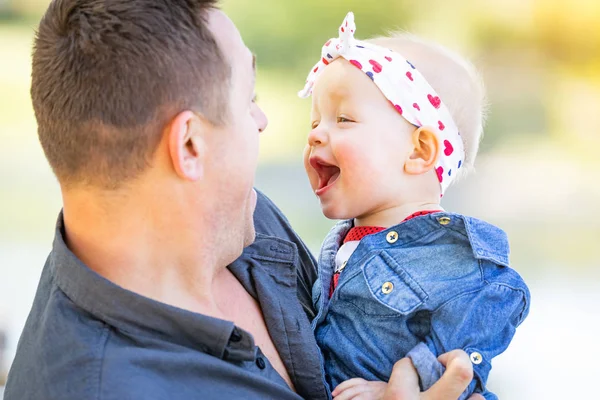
320,202,355,221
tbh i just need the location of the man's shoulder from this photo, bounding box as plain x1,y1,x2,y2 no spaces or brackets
5,265,111,399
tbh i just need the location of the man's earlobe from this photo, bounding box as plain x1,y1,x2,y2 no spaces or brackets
405,127,440,175
168,111,205,182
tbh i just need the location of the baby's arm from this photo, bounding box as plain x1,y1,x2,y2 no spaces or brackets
407,282,529,399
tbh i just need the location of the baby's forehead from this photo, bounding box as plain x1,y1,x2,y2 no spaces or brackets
313,61,352,95
312,59,375,104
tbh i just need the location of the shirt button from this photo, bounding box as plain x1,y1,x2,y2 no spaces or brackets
386,231,399,244
470,352,483,365
382,281,394,294
438,216,451,226
256,356,266,369
230,328,242,343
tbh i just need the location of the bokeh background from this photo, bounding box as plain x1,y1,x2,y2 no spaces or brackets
1,0,599,398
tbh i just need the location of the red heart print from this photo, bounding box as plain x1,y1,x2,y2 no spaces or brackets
322,57,329,65
349,60,362,69
406,71,413,81
369,59,383,73
428,94,441,109
325,40,331,47
413,103,420,111
388,100,403,114
436,167,444,182
313,66,319,73
341,27,345,33
385,56,393,62
438,121,445,131
443,140,454,156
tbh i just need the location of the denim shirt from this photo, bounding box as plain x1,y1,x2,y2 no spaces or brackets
311,212,530,400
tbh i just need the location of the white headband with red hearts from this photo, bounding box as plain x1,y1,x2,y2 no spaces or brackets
298,11,464,195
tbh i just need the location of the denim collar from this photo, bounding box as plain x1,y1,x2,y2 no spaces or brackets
324,212,510,268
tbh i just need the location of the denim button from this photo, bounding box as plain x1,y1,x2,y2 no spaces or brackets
256,356,266,369
382,281,394,294
386,231,398,243
438,216,451,226
470,352,482,365
336,260,348,273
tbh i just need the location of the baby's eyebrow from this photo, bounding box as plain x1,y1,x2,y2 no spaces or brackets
326,85,350,101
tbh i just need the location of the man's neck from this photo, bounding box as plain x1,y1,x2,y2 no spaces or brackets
355,201,443,227
61,185,232,317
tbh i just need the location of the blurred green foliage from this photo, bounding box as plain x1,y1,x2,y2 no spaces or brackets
223,0,414,72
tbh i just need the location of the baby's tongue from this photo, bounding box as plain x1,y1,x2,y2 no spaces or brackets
327,169,340,186
322,165,340,187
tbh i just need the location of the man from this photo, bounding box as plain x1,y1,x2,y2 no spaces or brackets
5,1,480,399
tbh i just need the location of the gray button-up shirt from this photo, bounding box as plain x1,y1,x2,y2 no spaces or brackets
5,191,329,400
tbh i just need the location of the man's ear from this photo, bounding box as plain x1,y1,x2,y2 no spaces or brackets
167,111,206,182
405,126,440,175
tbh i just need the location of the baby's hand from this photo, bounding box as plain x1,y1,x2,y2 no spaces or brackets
332,378,387,400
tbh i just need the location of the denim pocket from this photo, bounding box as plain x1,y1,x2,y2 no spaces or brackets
337,251,429,316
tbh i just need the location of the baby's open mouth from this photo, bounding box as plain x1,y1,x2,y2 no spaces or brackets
309,157,340,195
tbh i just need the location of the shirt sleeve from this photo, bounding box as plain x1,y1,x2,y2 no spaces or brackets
407,282,530,399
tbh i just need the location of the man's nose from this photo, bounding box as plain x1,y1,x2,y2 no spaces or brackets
255,105,268,133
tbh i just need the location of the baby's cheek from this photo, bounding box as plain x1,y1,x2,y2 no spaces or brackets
335,140,371,164
336,141,373,175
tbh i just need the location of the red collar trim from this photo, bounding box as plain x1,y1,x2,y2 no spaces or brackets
343,210,442,244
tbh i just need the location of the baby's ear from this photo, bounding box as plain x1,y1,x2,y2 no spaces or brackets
404,127,440,175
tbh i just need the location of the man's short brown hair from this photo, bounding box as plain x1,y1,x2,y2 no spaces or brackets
32,0,230,189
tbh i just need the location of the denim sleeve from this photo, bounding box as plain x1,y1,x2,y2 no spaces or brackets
407,282,529,399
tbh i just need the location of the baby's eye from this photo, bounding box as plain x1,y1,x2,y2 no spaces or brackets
311,121,320,129
337,116,353,123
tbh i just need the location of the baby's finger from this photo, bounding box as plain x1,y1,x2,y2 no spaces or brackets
333,383,369,400
332,378,368,397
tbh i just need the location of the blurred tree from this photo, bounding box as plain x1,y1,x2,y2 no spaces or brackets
0,0,48,19
532,0,600,72
223,0,415,72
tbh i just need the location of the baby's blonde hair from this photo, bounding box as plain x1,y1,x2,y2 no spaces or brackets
367,32,487,180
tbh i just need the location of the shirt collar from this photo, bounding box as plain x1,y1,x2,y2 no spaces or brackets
49,212,297,362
